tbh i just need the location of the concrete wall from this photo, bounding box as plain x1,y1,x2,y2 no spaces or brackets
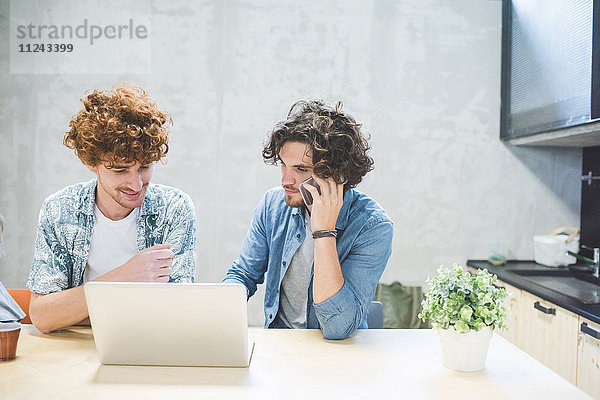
0,0,581,326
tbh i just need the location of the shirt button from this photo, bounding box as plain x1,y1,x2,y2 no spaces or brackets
269,314,273,319
282,261,286,266
296,234,301,238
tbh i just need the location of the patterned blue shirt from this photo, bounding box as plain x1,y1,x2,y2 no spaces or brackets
27,179,196,294
224,187,393,340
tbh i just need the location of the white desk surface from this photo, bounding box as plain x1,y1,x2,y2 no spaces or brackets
0,325,592,400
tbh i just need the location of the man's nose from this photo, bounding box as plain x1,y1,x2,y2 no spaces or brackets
127,172,143,191
281,167,295,186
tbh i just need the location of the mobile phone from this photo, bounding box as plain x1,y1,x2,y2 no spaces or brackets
298,176,321,206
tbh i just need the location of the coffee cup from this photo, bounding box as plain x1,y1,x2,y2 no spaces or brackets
0,321,21,361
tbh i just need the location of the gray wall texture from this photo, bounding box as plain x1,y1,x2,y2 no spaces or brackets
0,0,582,326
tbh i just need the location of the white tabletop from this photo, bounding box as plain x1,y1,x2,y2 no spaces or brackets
0,325,592,400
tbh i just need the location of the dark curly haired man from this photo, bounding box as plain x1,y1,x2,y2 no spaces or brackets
224,100,393,340
27,86,196,333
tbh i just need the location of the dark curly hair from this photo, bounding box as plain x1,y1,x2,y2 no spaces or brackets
64,86,171,167
262,100,374,189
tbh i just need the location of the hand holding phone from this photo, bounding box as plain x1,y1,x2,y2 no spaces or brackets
301,175,344,233
299,176,321,206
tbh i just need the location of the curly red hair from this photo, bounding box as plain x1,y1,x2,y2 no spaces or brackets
64,86,171,167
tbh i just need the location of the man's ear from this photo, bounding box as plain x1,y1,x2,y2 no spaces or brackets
85,164,98,174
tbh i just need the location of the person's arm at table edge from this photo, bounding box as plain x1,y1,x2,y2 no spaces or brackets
27,202,85,334
29,201,182,332
223,194,270,298
29,287,89,333
314,219,393,340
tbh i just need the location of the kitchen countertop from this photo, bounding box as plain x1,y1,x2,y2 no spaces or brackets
467,259,600,325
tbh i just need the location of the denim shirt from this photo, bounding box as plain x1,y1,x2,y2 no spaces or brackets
27,179,197,294
224,186,393,340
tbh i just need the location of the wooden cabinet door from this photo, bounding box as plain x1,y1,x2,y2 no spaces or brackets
577,317,600,399
520,291,579,385
496,280,522,347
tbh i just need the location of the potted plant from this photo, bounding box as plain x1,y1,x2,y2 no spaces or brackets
418,264,509,371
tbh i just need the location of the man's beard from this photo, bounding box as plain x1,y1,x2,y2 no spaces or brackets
284,194,304,208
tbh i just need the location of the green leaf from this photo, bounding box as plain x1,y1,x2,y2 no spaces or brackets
420,264,509,332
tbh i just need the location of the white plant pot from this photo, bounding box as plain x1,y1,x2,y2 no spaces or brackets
437,326,493,372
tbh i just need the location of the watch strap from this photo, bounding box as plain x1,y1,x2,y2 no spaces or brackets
312,229,337,239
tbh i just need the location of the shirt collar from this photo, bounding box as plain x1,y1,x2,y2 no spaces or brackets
335,189,354,230
78,178,97,216
140,183,159,216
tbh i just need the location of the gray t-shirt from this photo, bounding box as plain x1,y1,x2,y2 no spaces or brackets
277,210,314,328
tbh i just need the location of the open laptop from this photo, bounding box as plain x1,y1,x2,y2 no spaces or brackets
84,282,254,367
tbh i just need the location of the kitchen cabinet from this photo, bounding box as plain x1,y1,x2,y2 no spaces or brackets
496,278,579,384
519,291,579,385
500,0,600,147
468,262,600,398
577,317,600,399
495,280,523,347
494,279,599,398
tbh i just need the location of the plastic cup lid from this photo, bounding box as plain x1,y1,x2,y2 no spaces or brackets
0,321,21,331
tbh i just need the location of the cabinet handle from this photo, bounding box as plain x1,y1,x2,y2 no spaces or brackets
581,322,600,339
533,301,556,315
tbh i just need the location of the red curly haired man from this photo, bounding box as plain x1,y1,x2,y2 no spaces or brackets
27,86,196,333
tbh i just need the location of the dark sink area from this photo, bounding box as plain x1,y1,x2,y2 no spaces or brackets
508,268,600,305
511,269,573,277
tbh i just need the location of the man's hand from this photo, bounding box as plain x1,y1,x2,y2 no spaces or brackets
304,176,345,304
97,244,174,283
303,175,344,232
30,244,174,333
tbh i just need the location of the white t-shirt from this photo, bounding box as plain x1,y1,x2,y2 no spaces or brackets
83,205,139,282
277,210,314,328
